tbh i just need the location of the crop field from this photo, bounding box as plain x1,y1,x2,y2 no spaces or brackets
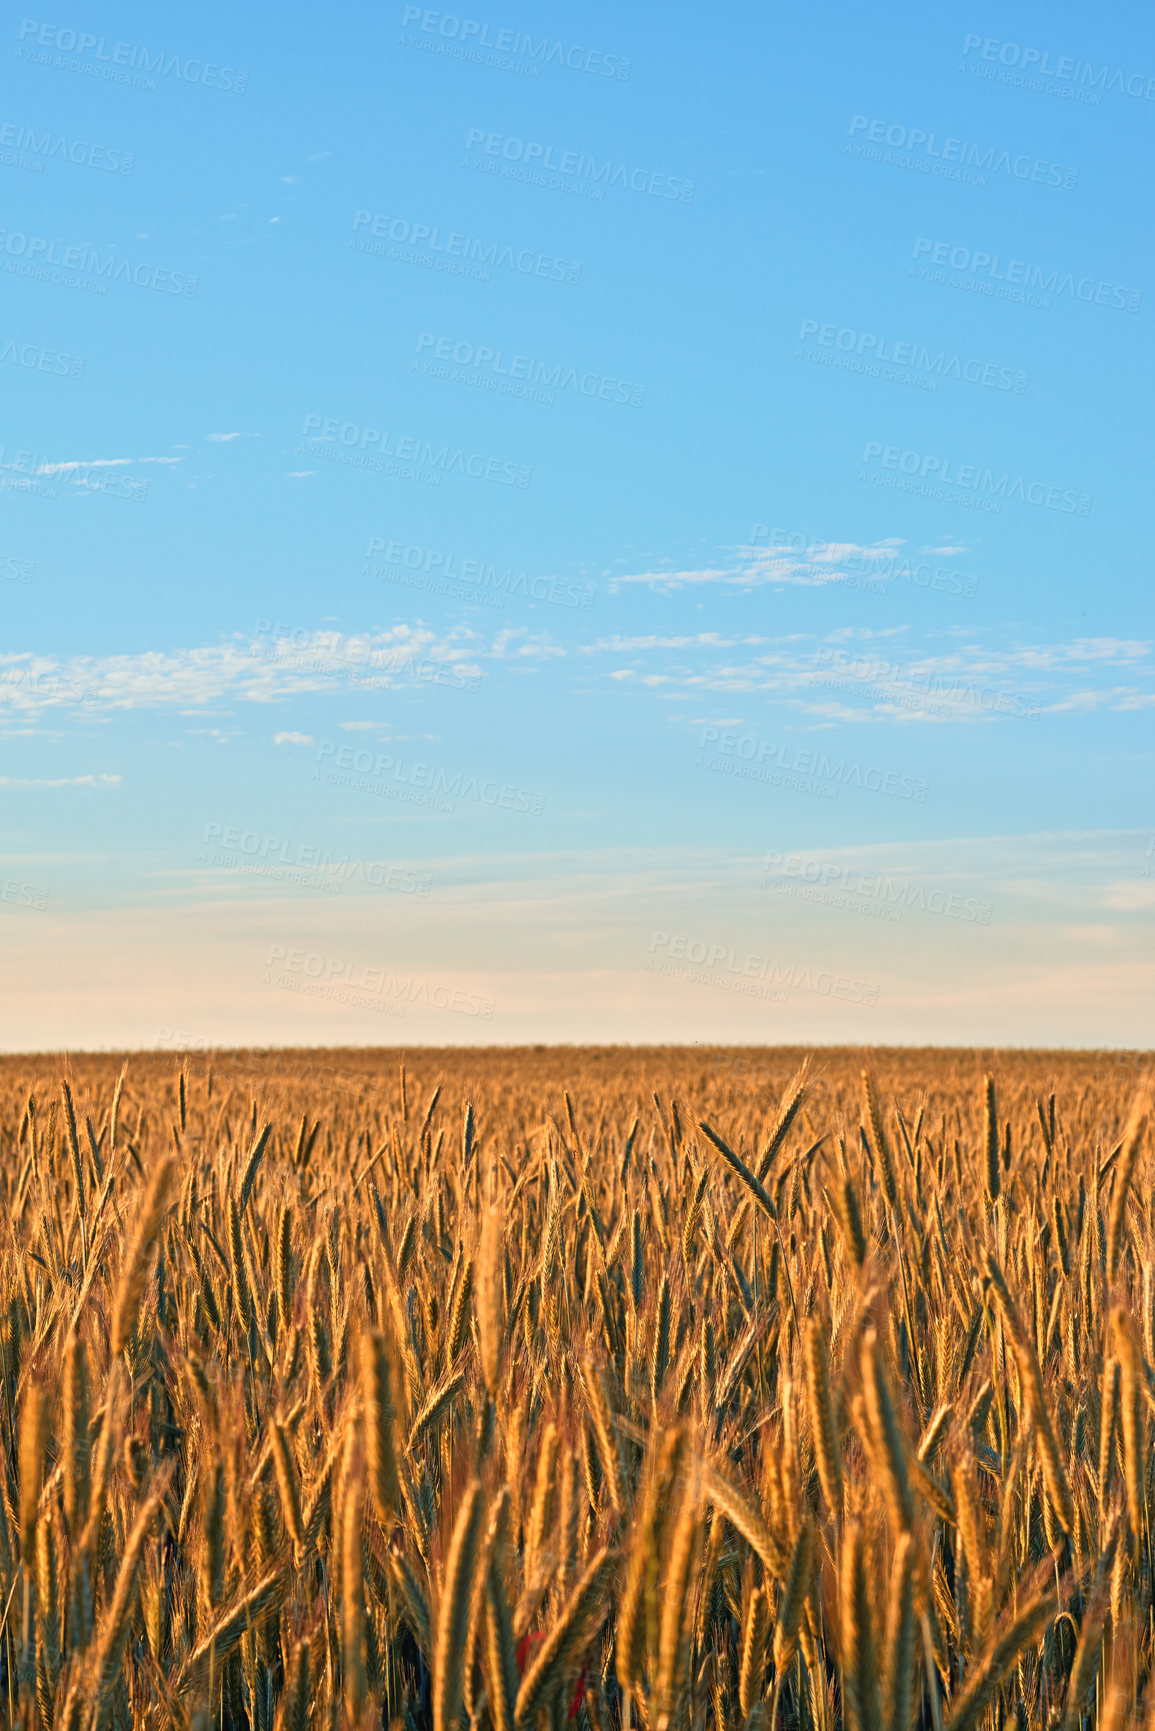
0,1043,1151,1731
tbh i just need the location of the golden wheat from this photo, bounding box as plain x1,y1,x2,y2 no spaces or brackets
0,1043,1148,1727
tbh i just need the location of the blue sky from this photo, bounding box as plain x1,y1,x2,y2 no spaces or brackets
2,0,1152,1049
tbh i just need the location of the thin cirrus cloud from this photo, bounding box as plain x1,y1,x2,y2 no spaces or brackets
609,540,917,591
591,633,1154,724
35,457,184,475
0,774,121,787
37,458,132,475
586,632,778,651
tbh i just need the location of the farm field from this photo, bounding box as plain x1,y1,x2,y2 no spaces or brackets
0,1043,1151,1731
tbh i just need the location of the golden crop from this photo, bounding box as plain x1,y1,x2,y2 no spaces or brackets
0,1042,1150,1731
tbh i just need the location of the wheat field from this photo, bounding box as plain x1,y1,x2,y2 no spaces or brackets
0,1043,1151,1731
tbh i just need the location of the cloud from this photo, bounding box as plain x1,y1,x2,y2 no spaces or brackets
38,458,131,475
274,732,313,747
0,624,495,718
338,723,436,740
609,540,921,593
0,774,120,787
36,455,181,474
207,433,241,442
993,637,1149,670
489,628,565,660
7,829,1151,1050
582,631,1155,725
610,567,734,589
591,632,772,652
4,620,1151,738
1102,881,1155,911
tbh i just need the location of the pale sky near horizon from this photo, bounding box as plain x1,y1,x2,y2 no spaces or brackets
1,0,1153,1050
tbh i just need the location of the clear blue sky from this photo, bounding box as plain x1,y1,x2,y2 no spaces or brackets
2,0,1152,1048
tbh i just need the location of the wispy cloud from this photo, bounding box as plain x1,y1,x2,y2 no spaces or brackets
0,774,121,788
610,540,917,592
36,455,183,474
589,632,775,652
610,566,735,589
37,458,132,475
586,632,1155,724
